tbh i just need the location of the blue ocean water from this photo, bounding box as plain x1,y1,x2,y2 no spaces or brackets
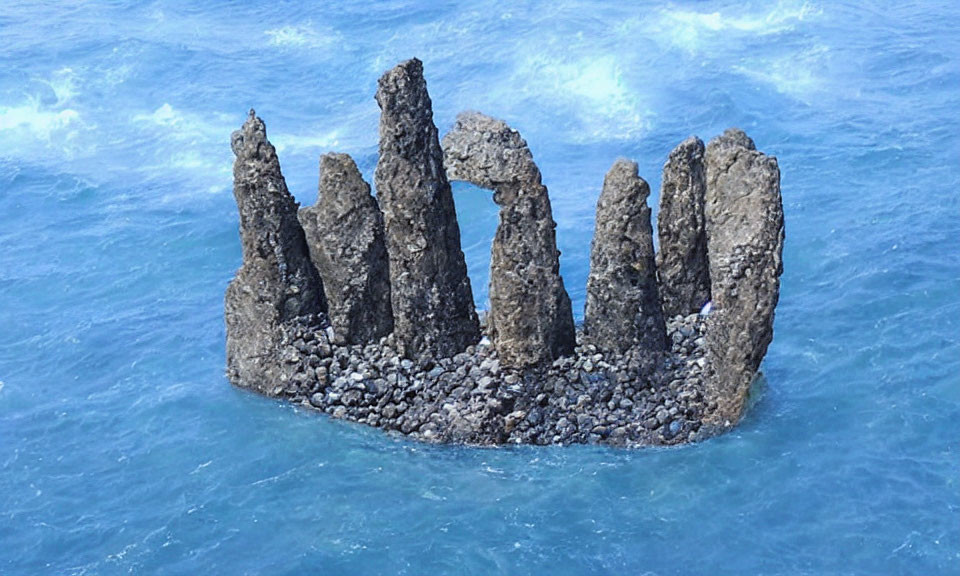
1,0,958,573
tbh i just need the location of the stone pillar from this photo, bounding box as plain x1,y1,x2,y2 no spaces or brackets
224,110,327,394
703,128,784,427
584,159,667,354
442,111,576,367
299,153,393,345
656,136,710,317
374,59,480,360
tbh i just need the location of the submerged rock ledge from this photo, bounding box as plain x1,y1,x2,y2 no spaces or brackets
224,58,784,447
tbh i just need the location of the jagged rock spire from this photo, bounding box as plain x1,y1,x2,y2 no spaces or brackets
442,111,576,367
657,136,711,317
374,59,480,360
703,128,784,427
299,153,392,345
584,159,667,354
224,110,327,394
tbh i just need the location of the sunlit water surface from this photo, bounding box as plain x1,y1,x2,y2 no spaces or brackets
1,1,958,574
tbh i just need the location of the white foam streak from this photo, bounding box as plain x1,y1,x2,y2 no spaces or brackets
733,45,830,100
652,1,822,52
265,24,339,50
272,132,341,154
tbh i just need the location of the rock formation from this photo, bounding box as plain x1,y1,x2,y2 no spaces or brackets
224,110,328,395
223,61,786,447
442,111,576,367
299,153,392,345
584,159,667,354
374,58,480,360
703,128,784,427
656,136,710,317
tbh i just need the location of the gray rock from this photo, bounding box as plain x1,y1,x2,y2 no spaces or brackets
374,58,480,360
703,128,784,426
584,159,667,354
224,110,327,395
656,136,710,316
442,111,576,367
299,153,393,345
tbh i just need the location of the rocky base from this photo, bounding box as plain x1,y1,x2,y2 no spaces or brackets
260,312,720,447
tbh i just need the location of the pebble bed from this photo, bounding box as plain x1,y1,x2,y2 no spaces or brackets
267,313,715,446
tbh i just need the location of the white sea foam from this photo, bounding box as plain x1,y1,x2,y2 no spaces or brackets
0,99,79,137
732,45,830,100
272,132,341,154
649,1,822,53
0,68,87,157
510,54,651,142
265,24,339,50
133,103,233,180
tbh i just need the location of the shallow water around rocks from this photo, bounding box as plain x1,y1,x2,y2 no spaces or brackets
1,1,958,574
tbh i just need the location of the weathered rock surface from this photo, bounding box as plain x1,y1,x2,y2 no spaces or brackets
225,110,328,395
703,128,784,427
299,153,392,345
656,136,711,317
442,111,576,367
584,159,667,354
374,59,480,360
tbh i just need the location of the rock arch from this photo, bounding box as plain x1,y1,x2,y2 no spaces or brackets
442,112,576,368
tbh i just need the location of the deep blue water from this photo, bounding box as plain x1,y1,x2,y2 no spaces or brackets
1,1,958,574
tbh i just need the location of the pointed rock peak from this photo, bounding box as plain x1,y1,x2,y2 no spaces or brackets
585,158,667,354
301,152,392,346
667,135,705,165
602,158,650,201
318,153,370,206
230,110,275,165
374,59,479,359
224,110,327,395
657,135,710,317
375,58,429,116
708,128,756,153
378,58,423,86
703,128,783,426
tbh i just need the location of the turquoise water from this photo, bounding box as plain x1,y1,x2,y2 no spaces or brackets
1,1,958,573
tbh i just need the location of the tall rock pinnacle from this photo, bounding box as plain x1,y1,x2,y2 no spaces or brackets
224,110,327,394
584,159,667,354
374,59,480,360
656,136,710,317
299,153,392,345
442,111,576,367
703,128,784,427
